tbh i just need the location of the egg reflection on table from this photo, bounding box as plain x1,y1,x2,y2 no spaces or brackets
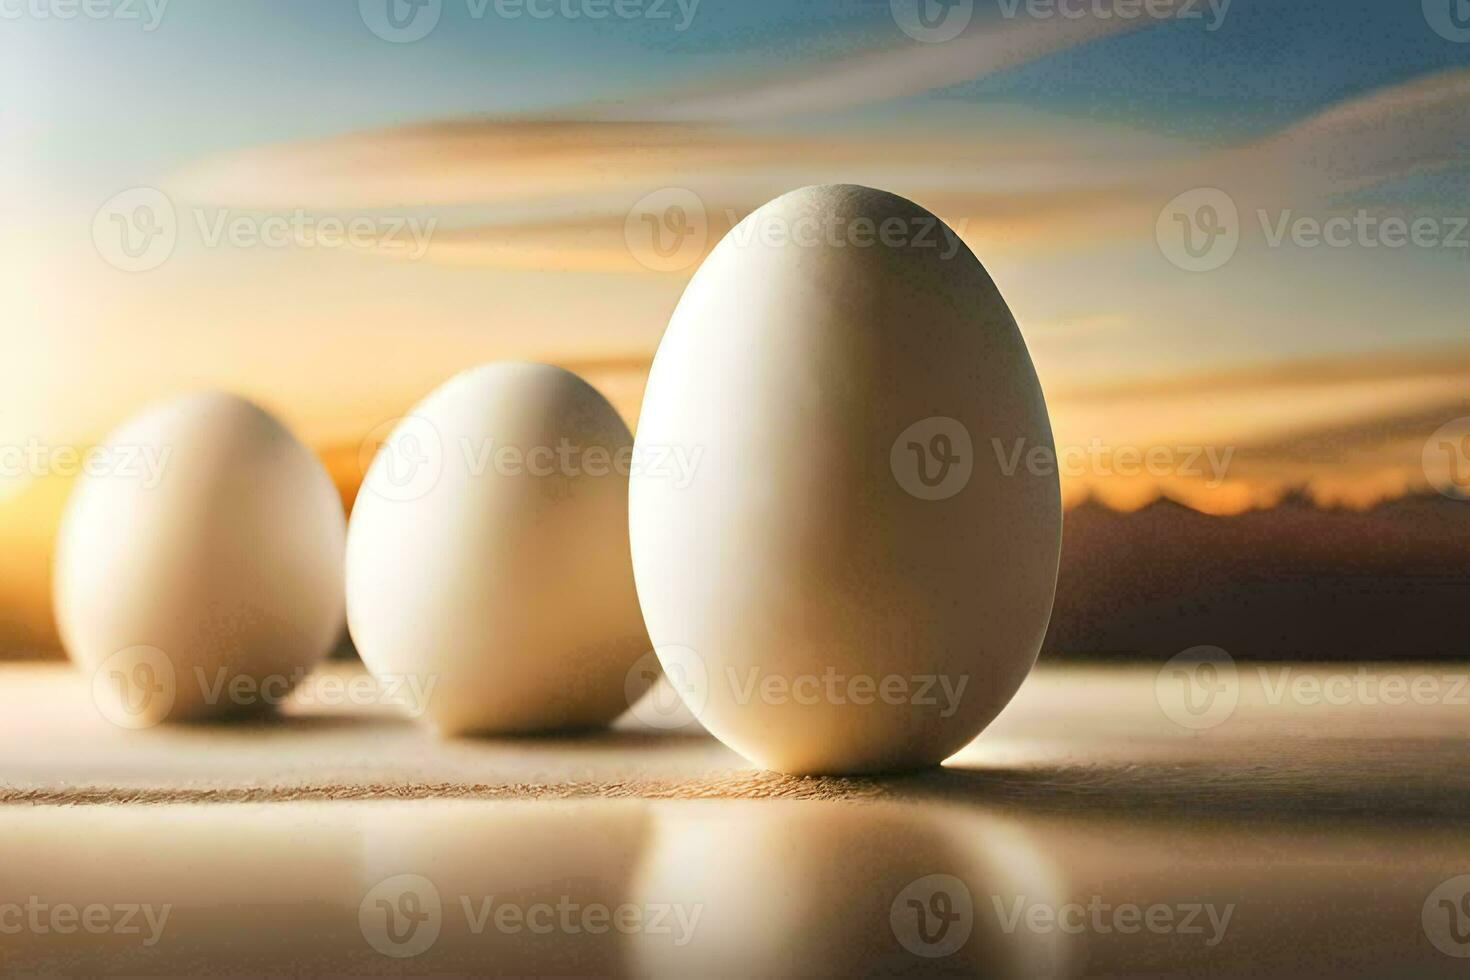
354,800,652,972
628,800,1073,978
52,392,346,726
630,184,1062,774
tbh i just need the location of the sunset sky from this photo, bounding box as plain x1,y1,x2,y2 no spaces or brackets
3,0,1467,535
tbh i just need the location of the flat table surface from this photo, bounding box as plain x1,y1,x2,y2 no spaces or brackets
2,660,1468,977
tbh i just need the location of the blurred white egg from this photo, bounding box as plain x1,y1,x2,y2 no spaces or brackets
53,392,346,726
346,362,651,735
629,184,1061,774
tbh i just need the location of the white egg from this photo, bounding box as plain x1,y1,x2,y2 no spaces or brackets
53,392,346,726
346,362,651,735
629,184,1062,774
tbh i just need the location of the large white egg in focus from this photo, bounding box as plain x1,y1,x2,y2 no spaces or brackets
53,392,347,725
346,363,651,735
629,184,1062,774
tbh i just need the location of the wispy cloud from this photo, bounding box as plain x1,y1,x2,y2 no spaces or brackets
1242,68,1470,196
1039,340,1470,511
164,61,1470,280
1054,343,1470,403
164,6,1174,212
1235,397,1470,464
590,9,1150,122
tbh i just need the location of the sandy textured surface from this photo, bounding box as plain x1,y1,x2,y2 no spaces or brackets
4,660,1470,812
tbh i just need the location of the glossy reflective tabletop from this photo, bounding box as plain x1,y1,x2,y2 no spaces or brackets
2,661,1467,976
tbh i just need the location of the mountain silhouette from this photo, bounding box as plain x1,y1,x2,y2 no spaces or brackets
1043,490,1470,660
4,453,1466,661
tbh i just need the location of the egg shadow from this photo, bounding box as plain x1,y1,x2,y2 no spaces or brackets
880,740,1470,825
436,726,725,751
173,715,407,736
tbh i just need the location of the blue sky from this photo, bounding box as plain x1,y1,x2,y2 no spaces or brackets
16,0,1470,185
11,0,1467,279
3,0,1469,514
